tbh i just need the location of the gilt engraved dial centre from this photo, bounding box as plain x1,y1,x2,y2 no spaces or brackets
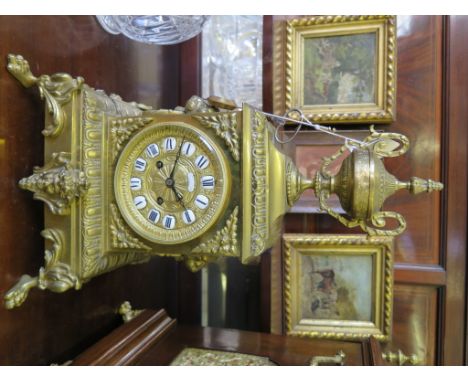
165,178,175,187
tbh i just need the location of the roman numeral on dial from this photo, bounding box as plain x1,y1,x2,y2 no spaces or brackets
147,209,160,224
164,137,176,151
130,178,142,190
146,143,159,158
201,176,215,189
195,155,209,170
187,173,195,192
134,158,147,172
182,141,196,157
163,215,175,229
195,195,209,209
182,209,196,225
133,196,147,210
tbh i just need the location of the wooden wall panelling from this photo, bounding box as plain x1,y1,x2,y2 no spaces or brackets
265,15,467,365
384,285,438,365
384,15,443,266
440,15,468,366
0,16,181,365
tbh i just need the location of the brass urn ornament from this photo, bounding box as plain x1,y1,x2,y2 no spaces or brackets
3,55,443,309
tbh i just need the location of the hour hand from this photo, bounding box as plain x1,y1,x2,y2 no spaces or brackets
171,186,186,209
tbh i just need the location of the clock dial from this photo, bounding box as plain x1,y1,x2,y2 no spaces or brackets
114,122,231,245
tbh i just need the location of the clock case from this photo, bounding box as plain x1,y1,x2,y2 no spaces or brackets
4,55,300,309
5,54,442,309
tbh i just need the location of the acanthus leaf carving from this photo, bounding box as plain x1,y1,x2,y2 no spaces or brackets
111,117,153,159
191,206,238,257
193,113,240,161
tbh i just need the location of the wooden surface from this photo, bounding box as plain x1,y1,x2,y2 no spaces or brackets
265,15,468,365
72,309,177,365
71,309,382,365
138,326,377,366
0,16,182,365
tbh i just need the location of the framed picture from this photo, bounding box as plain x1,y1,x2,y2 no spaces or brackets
275,15,396,124
283,234,393,341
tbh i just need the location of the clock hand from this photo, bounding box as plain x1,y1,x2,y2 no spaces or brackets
169,137,185,180
170,185,187,209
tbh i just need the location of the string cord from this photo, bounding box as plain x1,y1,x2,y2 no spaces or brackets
257,108,374,148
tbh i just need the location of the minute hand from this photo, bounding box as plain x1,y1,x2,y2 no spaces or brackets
169,137,185,179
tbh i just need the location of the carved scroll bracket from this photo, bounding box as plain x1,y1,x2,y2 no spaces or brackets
7,54,84,138
4,229,81,309
19,152,88,215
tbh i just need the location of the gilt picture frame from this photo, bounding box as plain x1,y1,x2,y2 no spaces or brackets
280,15,396,124
283,234,393,342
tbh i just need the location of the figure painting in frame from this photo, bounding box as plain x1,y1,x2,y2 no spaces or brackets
301,253,373,322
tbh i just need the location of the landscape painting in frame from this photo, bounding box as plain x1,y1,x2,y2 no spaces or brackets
303,32,377,107
284,16,396,123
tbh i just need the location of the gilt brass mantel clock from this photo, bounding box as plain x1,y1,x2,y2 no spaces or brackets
3,55,443,309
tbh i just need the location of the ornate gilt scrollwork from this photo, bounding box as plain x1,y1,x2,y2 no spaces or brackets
191,206,238,257
110,203,151,251
7,54,83,137
182,255,214,273
4,229,81,309
118,301,143,323
110,117,154,159
18,152,87,215
193,113,240,161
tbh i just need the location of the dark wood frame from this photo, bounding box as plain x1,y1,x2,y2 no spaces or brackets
439,15,468,366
